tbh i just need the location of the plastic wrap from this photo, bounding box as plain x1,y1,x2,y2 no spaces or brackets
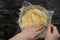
18,1,54,38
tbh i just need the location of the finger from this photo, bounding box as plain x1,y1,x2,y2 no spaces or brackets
35,25,45,31
59,35,60,37
32,23,43,29
34,36,40,40
58,34,60,37
47,24,51,33
34,28,45,39
51,24,58,33
36,27,45,35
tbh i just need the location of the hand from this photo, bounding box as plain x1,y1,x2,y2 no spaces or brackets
45,24,60,40
9,24,45,40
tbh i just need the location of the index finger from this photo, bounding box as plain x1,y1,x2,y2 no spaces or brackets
32,23,43,29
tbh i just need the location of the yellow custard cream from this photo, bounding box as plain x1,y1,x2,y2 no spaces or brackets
21,9,47,29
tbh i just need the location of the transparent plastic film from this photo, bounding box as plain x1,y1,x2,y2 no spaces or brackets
18,1,54,38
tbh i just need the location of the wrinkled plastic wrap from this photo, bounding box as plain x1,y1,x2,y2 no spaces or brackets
18,1,54,38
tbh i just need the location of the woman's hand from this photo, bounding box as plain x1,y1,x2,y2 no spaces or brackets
45,24,60,40
9,24,45,40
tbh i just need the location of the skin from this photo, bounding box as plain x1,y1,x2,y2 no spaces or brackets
9,24,60,40
9,24,45,40
45,24,60,40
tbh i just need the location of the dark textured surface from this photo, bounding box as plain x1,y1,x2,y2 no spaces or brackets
0,0,60,40
0,0,21,40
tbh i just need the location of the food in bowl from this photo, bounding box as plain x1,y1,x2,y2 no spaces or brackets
21,8,47,29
